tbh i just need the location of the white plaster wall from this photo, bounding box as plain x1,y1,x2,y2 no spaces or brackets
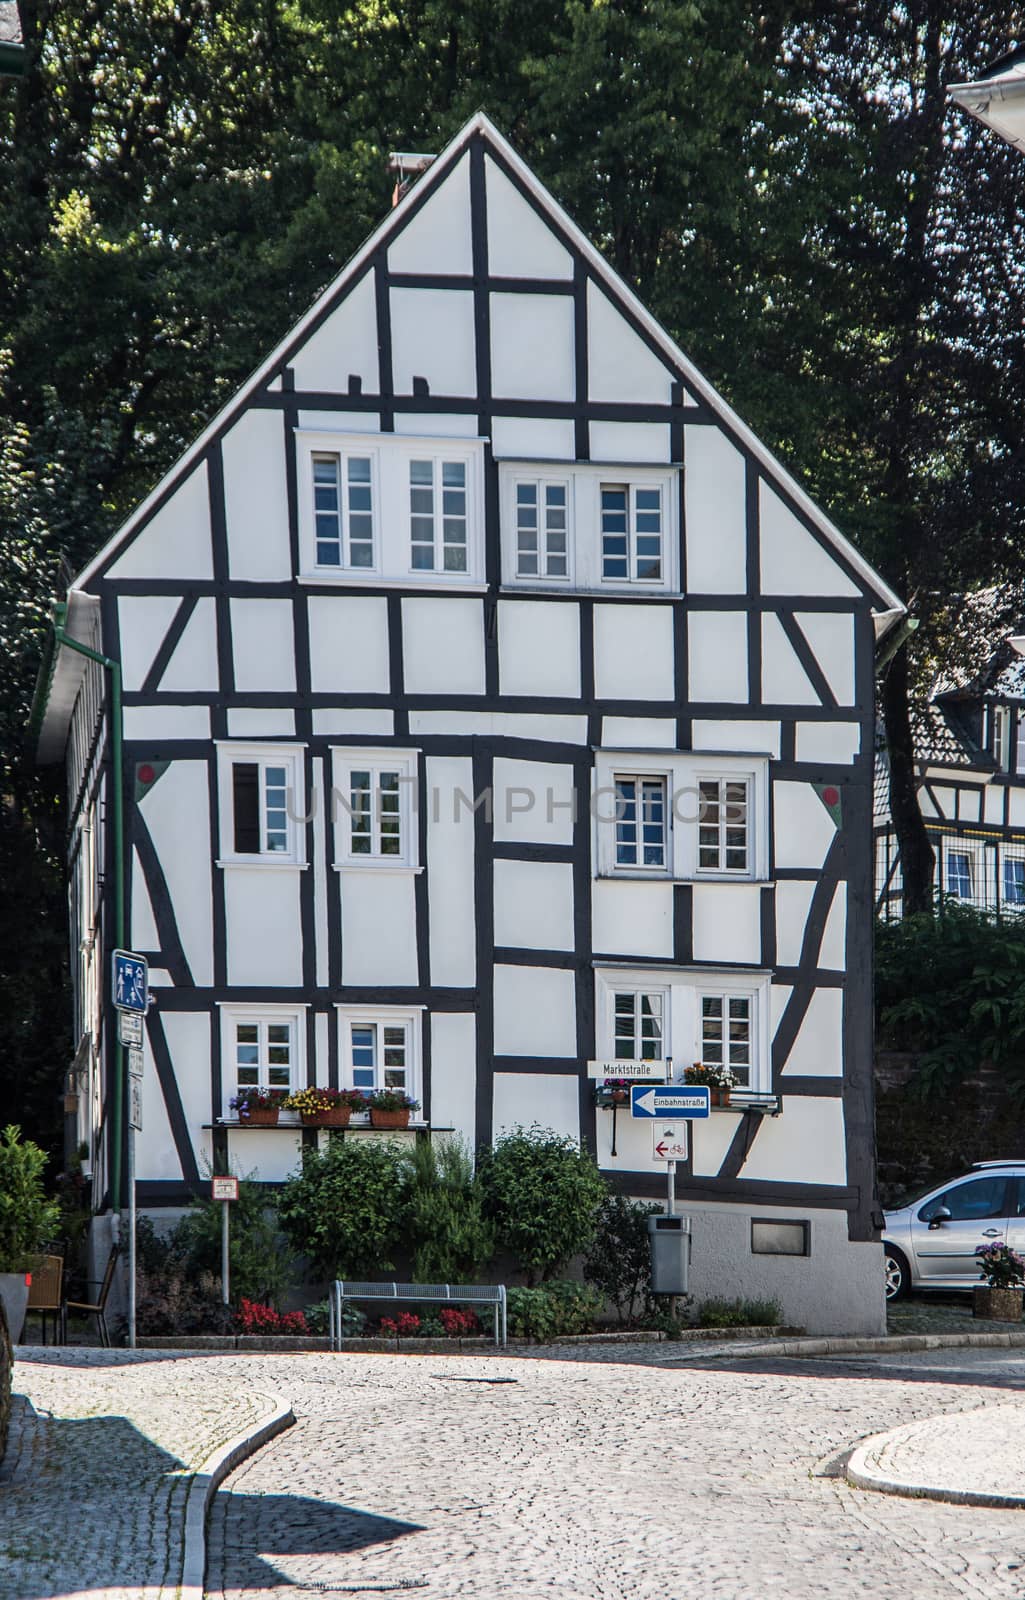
313,709,394,737
985,786,1004,825
226,709,296,738
227,1127,302,1184
494,859,575,951
594,604,674,702
161,1010,212,1169
596,1110,686,1178
315,1011,330,1089
493,1072,580,1141
761,613,819,705
818,884,847,971
130,853,159,952
601,716,677,749
139,762,213,986
780,988,845,1078
402,597,485,695
692,719,780,758
231,600,296,692
485,154,573,279
117,596,181,691
491,292,575,402
959,788,981,823
739,1095,846,1184
409,711,587,744
490,416,576,459
224,869,303,986
498,600,580,698
591,879,673,960
223,408,291,580
340,871,418,986
589,422,672,463
775,881,816,968
123,706,211,741
691,884,762,966
309,595,390,695
160,597,219,693
299,408,379,433
690,1112,741,1177
688,610,748,703
493,965,577,1057
107,463,213,581
388,155,473,276
771,984,793,1040
396,412,480,437
430,1012,477,1148
759,481,860,599
795,721,860,765
136,1041,177,1181
684,425,747,594
794,611,856,705
391,288,476,395
587,280,673,404
492,757,576,845
773,781,837,871
291,270,380,395
427,755,476,986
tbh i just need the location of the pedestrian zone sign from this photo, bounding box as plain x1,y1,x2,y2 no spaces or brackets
113,950,148,1013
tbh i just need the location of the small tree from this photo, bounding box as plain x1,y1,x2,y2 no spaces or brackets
479,1126,606,1286
278,1137,406,1279
584,1191,660,1325
0,1125,59,1272
403,1138,494,1283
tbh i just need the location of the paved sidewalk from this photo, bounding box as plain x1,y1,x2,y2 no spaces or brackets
848,1400,1025,1507
0,1349,284,1600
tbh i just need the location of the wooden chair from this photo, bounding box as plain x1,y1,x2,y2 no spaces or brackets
66,1245,119,1347
25,1254,65,1345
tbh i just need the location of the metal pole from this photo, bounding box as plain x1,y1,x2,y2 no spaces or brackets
221,1201,230,1305
666,1158,675,1218
127,1112,136,1349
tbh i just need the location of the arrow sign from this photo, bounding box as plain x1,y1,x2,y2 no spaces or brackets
652,1124,688,1161
631,1085,710,1119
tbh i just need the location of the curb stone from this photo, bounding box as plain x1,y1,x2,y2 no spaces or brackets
659,1329,1025,1363
163,1390,294,1600
845,1409,1025,1509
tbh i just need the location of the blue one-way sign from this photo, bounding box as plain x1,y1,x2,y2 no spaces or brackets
631,1085,710,1119
112,950,149,1013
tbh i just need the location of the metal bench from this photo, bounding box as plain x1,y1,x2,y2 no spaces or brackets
330,1280,507,1349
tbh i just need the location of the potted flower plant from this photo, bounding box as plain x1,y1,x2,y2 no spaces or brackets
973,1242,1025,1322
0,1126,60,1343
684,1062,738,1107
593,1077,631,1109
367,1090,420,1129
229,1087,289,1126
284,1087,366,1128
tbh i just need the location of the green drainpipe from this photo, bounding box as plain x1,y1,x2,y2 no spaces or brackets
50,609,126,1212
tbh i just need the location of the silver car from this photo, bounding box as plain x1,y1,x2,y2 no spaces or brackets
883,1161,1025,1301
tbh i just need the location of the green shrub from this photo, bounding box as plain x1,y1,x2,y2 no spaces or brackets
0,1125,59,1272
584,1191,660,1324
278,1136,406,1279
695,1296,782,1328
506,1280,603,1341
479,1126,607,1285
303,1298,365,1337
172,1173,291,1305
402,1138,494,1283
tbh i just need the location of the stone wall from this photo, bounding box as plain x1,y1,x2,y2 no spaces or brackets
0,1295,11,1467
876,1052,1025,1207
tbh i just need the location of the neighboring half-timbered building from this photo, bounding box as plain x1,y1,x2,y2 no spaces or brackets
33,114,904,1333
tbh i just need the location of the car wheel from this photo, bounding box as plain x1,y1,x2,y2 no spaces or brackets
884,1245,909,1302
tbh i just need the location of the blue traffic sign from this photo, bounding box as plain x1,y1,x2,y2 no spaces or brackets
631,1085,710,1119
112,950,149,1013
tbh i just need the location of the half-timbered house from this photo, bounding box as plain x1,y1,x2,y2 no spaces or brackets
33,114,904,1333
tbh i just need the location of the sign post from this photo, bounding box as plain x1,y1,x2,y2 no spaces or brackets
113,951,148,1351
211,1176,239,1304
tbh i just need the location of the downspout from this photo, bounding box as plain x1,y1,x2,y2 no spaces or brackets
50,605,126,1212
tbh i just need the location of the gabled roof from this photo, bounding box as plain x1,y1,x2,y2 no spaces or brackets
70,112,904,625
949,48,1025,152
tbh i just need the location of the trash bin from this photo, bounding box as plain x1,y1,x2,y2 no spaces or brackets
648,1213,691,1295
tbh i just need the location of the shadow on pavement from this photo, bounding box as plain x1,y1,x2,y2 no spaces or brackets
210,1492,423,1594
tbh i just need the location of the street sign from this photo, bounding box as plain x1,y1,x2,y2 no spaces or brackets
112,950,148,1013
129,1077,143,1132
118,1010,143,1047
631,1085,710,1119
586,1060,667,1082
128,1046,144,1080
652,1124,689,1162
212,1175,239,1202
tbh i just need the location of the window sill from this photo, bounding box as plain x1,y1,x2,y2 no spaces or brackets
209,1119,444,1133
595,871,771,886
500,584,680,600
216,859,309,872
333,863,423,875
709,1093,779,1114
298,573,488,593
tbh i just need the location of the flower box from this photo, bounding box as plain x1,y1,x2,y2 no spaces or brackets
369,1108,411,1129
238,1106,281,1126
300,1107,351,1128
973,1285,1024,1322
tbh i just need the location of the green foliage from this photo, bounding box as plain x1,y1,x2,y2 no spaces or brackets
584,1191,660,1325
876,906,1025,1097
402,1138,494,1284
278,1136,406,1279
0,1126,59,1272
506,1280,603,1341
172,1174,292,1306
695,1296,783,1329
480,1125,607,1286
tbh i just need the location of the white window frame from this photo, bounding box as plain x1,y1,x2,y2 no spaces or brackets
310,449,376,572
596,967,771,1096
600,480,665,585
1003,850,1025,909
336,1006,423,1108
218,1003,306,1116
698,990,755,1089
215,742,307,868
511,476,573,582
330,747,420,870
993,705,1011,772
498,461,678,593
608,985,671,1065
408,455,471,575
297,430,485,587
940,837,980,902
593,750,769,881
612,773,669,871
